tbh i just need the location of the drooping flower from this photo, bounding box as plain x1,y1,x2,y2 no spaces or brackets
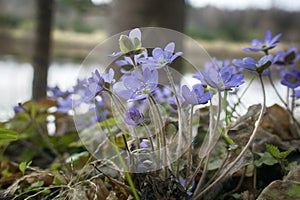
232,55,274,74
103,68,115,84
113,67,158,101
110,28,145,57
84,69,104,103
274,46,300,67
92,96,108,123
280,69,300,89
182,84,213,105
124,108,144,126
194,62,244,91
243,30,282,53
140,42,183,69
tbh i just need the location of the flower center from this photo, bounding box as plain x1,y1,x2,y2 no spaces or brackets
142,88,150,94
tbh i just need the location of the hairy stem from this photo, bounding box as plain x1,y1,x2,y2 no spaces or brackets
229,75,256,120
192,74,266,200
101,107,140,200
164,67,184,177
186,105,194,178
193,91,222,194
149,95,168,177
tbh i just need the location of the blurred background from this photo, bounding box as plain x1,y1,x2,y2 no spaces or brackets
0,0,299,121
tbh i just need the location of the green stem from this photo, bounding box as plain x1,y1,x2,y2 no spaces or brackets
193,91,222,195
223,90,229,126
100,107,140,200
140,121,155,152
164,67,183,177
268,75,300,129
193,74,266,200
287,88,290,108
186,99,214,189
186,105,194,178
149,95,168,177
229,75,256,120
291,89,295,113
268,75,288,109
107,89,141,149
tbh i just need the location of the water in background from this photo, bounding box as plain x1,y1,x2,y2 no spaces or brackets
0,60,81,121
0,59,294,121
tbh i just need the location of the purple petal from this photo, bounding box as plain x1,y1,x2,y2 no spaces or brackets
192,84,205,97
270,33,282,44
243,47,261,52
199,91,213,104
164,42,175,54
252,39,263,47
265,30,272,41
152,48,164,60
124,77,143,90
170,52,183,62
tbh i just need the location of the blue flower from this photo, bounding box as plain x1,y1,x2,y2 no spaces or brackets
13,105,24,114
275,46,300,67
280,69,300,89
182,84,213,105
194,61,244,91
140,42,183,69
92,97,108,123
243,30,282,52
233,55,274,74
168,93,185,113
113,67,158,101
84,69,104,103
153,86,172,103
56,96,73,113
103,68,115,84
140,139,151,149
124,108,144,126
47,86,71,98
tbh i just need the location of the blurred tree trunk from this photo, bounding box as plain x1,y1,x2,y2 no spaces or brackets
110,0,185,34
110,0,186,72
32,0,54,100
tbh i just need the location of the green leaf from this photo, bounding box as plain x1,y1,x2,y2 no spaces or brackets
30,180,44,188
255,152,279,167
279,150,292,160
266,144,291,160
19,161,32,174
53,176,61,185
19,162,26,174
266,144,281,158
0,128,18,140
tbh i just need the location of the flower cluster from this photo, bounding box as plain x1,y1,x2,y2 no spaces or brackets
11,28,299,199
194,58,244,91
236,30,300,99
